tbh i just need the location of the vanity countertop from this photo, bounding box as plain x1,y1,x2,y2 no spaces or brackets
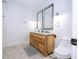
31,32,56,36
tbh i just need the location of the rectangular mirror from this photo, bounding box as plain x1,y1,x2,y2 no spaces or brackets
37,11,42,30
43,4,53,30
37,4,54,30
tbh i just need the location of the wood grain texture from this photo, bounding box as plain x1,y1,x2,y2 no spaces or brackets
30,32,56,56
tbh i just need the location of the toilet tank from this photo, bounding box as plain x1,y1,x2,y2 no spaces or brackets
59,39,71,48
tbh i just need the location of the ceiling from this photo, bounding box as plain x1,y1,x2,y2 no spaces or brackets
5,0,47,12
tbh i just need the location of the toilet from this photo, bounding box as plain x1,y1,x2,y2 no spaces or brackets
54,38,71,59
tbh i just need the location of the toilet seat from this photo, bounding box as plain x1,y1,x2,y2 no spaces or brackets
54,47,71,58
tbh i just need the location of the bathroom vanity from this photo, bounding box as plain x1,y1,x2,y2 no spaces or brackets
30,32,56,56
30,4,55,56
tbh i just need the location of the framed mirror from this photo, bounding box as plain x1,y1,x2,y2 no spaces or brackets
37,11,43,30
37,4,54,30
43,4,53,30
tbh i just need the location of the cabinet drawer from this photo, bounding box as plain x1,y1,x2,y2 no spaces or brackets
30,33,38,37
37,35,46,44
39,35,46,39
37,38,46,44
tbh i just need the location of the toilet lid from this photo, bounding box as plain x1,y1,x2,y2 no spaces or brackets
55,47,71,56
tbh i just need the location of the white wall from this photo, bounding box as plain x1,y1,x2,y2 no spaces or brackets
3,1,36,47
36,0,72,39
72,0,77,39
3,0,73,47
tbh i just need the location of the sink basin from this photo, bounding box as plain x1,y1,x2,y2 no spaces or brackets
34,31,54,35
34,29,55,35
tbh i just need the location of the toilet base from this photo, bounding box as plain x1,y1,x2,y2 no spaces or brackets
49,53,71,59
57,58,70,59
54,52,71,59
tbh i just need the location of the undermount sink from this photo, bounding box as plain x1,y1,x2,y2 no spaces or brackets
34,29,55,35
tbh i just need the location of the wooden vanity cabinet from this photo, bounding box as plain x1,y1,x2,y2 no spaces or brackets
30,32,56,56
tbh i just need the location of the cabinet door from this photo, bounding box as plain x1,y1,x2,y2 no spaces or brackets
37,43,46,54
37,35,47,55
30,35,36,47
47,36,55,53
30,33,39,48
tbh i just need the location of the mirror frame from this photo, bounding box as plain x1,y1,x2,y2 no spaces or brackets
37,10,43,30
37,4,54,30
